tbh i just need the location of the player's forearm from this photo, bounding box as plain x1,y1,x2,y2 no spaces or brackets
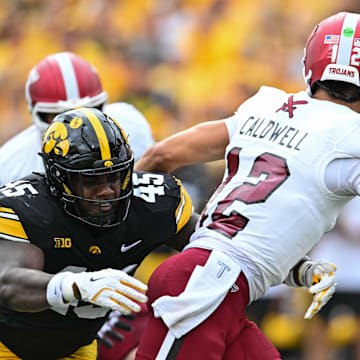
135,136,201,173
135,121,229,173
0,267,52,312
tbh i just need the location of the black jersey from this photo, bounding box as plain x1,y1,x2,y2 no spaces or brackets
0,171,192,359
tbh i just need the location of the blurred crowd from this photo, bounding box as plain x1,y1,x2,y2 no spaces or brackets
2,1,360,359
0,0,358,145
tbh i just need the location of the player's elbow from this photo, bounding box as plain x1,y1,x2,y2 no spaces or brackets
136,142,175,173
152,142,175,172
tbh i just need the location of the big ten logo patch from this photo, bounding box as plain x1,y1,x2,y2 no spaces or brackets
54,237,72,248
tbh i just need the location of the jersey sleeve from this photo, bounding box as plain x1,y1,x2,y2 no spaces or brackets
224,115,239,141
172,177,193,233
0,205,29,243
324,158,360,196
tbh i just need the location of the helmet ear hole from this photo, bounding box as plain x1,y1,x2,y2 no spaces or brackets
47,163,65,195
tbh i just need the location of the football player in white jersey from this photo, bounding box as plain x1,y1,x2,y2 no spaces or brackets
134,12,360,359
0,52,154,187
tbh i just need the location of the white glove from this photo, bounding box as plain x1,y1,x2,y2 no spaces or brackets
302,261,337,320
47,269,147,315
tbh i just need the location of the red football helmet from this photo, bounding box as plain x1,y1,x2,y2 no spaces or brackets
25,52,108,133
303,12,360,95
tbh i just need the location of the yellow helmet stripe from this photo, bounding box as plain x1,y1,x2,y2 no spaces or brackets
0,217,28,241
79,107,111,160
109,116,130,145
174,177,193,233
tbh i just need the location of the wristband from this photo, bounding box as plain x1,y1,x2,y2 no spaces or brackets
298,260,313,287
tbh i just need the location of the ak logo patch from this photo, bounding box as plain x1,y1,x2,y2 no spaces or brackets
276,95,308,118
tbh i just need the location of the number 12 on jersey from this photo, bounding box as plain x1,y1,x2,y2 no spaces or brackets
201,148,290,238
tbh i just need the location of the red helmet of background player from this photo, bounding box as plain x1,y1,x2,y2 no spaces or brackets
303,12,360,95
25,52,108,133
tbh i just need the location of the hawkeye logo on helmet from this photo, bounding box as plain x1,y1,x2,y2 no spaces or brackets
43,122,70,157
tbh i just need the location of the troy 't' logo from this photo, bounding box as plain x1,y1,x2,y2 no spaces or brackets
217,261,231,278
276,95,308,118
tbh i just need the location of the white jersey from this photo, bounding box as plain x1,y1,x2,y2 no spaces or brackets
186,86,360,302
0,102,154,187
0,125,43,186
102,102,154,161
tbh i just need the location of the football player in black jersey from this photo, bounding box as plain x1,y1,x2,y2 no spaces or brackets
0,107,196,360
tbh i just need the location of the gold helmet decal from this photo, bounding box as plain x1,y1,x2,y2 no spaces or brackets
43,122,70,157
70,117,83,129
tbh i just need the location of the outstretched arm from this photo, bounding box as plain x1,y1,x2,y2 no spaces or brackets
0,239,148,314
135,120,230,173
0,240,50,312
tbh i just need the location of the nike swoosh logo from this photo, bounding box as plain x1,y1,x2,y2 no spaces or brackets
120,239,142,253
90,276,105,282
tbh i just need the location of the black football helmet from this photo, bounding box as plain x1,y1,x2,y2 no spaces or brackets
40,107,133,227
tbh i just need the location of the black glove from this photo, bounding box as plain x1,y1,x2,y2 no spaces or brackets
97,311,135,348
